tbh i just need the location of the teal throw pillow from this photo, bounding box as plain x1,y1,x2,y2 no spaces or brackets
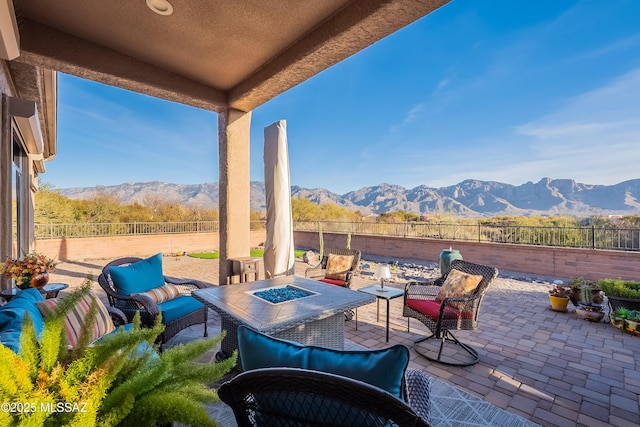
108,253,165,296
237,325,409,400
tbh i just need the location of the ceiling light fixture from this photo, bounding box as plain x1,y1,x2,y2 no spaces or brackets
146,0,173,16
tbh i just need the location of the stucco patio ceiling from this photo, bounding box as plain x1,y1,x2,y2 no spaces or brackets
12,0,449,113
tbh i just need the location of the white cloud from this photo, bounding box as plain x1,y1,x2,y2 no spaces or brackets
512,67,640,185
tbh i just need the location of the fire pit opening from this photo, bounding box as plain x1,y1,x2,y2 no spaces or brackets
250,285,317,304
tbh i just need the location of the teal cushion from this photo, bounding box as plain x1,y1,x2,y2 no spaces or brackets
158,296,204,324
237,325,409,400
0,289,45,353
109,253,165,295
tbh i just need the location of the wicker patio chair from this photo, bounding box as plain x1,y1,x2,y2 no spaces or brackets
218,367,432,427
97,257,211,346
305,247,362,320
403,259,498,366
305,247,361,288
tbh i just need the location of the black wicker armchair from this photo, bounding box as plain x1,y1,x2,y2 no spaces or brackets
218,367,432,427
97,257,211,345
403,259,498,366
305,247,361,288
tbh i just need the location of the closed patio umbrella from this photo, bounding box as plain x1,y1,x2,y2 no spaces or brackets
263,120,295,278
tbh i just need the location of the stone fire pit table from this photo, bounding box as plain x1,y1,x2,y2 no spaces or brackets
193,276,375,364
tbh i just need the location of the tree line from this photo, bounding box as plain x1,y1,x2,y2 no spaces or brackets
34,184,640,228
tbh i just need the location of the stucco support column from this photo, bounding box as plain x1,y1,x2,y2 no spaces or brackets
218,108,252,285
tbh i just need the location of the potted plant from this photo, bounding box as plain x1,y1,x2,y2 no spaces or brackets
575,283,605,322
624,310,640,335
548,284,572,312
0,251,57,289
599,279,640,312
568,277,603,306
611,307,629,331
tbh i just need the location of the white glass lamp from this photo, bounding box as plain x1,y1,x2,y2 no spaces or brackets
375,264,392,292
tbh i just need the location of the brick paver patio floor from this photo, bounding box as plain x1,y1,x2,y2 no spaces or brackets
48,255,640,427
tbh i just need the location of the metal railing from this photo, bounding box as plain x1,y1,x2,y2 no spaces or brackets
34,220,640,251
34,221,265,239
295,221,640,252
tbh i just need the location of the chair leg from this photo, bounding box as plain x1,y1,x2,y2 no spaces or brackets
414,330,479,367
203,309,209,337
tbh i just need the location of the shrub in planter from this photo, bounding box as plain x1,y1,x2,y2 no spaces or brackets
599,279,640,311
625,310,640,336
611,307,629,330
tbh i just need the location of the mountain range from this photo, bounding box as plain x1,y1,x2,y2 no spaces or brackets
59,178,640,217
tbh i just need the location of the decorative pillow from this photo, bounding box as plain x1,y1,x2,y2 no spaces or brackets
237,325,409,400
435,269,483,304
133,283,181,304
108,253,165,295
37,292,116,348
325,254,354,281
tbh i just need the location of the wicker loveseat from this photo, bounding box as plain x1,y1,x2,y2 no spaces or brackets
97,254,211,346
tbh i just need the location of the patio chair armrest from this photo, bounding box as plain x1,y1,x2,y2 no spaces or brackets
106,306,128,327
344,271,354,287
305,266,326,280
405,282,440,300
164,276,214,292
405,368,431,425
441,294,481,311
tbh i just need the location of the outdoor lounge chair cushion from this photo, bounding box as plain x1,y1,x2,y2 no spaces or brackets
435,269,483,305
0,289,45,352
405,299,473,321
325,253,354,281
319,277,347,287
108,252,165,295
157,296,205,324
237,325,409,399
37,292,116,348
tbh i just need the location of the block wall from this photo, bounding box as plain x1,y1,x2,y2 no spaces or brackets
294,231,640,281
35,230,267,261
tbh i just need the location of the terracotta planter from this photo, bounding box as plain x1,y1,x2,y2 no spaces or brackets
549,295,570,312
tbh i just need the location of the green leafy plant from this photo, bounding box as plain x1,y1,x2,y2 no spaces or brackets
599,279,640,299
614,307,630,319
0,283,236,426
627,310,640,321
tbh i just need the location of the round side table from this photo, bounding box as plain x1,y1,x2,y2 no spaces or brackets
1,283,69,302
39,283,69,299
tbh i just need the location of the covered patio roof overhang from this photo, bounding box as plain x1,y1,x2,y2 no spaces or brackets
9,0,450,283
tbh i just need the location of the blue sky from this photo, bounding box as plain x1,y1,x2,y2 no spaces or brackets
47,0,640,194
